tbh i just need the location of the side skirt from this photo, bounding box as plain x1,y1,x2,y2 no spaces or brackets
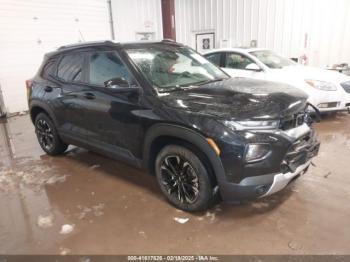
60,131,143,169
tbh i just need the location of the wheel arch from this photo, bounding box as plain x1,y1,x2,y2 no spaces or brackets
29,101,58,126
142,123,226,184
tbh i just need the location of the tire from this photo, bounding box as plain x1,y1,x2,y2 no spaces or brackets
155,145,215,212
34,113,68,155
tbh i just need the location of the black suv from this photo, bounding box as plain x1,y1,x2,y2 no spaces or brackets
27,40,320,212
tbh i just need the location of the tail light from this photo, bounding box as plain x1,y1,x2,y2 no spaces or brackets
26,79,33,101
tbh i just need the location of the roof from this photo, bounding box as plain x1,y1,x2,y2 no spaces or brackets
56,39,183,52
44,39,184,57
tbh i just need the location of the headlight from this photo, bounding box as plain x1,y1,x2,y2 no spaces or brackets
245,144,271,162
305,79,337,91
222,120,279,130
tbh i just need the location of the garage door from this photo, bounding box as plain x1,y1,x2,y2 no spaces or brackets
0,0,111,114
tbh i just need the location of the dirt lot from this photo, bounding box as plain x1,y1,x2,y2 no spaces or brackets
0,113,349,255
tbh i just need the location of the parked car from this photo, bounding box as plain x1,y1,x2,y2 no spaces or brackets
204,48,350,113
27,40,319,212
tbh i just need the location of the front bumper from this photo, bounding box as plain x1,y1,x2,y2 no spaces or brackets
260,160,311,197
218,123,320,202
308,89,350,113
317,102,349,113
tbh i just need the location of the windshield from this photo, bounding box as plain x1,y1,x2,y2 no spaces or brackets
250,50,295,69
126,46,228,91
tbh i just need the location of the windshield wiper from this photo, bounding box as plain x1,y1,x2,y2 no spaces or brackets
157,78,226,93
195,78,226,86
158,85,198,93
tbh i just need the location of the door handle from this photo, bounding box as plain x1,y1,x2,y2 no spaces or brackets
44,86,53,92
84,92,95,100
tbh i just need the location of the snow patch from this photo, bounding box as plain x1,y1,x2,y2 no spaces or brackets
60,224,75,234
37,214,54,229
76,203,105,219
59,247,71,255
174,217,189,224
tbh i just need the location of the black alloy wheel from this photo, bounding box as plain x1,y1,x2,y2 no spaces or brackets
155,145,214,212
160,155,200,204
35,113,68,155
36,118,54,151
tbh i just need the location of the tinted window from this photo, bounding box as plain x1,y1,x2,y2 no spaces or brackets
57,53,84,82
205,53,221,66
41,59,57,79
225,53,255,69
89,52,132,86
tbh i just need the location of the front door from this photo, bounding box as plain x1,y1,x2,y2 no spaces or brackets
221,52,265,80
80,50,144,160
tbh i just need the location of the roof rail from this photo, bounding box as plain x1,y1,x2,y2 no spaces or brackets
162,38,176,43
58,40,116,51
103,40,115,45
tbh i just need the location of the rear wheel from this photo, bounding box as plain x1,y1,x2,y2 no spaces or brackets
35,113,68,155
155,145,214,212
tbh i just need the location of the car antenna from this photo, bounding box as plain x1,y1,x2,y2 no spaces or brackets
78,29,85,42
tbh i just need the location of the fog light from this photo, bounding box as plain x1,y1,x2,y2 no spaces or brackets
281,162,290,174
255,185,269,195
245,144,270,162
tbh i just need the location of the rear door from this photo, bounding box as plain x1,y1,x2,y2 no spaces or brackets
52,52,93,140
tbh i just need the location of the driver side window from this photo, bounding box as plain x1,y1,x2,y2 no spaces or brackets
88,51,133,86
225,53,255,70
206,53,221,66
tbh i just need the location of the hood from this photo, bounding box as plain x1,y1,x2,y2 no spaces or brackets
159,78,308,120
273,65,350,84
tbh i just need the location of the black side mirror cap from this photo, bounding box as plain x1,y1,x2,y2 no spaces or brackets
104,77,140,94
110,86,140,94
104,77,129,88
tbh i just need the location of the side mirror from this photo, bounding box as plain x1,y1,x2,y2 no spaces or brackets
245,63,262,71
104,77,139,94
104,77,129,88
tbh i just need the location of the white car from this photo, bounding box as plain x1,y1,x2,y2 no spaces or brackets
204,48,350,113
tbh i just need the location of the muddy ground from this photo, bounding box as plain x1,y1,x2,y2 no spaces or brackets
0,113,349,255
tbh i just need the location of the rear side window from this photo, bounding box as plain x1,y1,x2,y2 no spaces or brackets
205,53,221,66
41,58,57,79
57,53,84,82
88,51,133,86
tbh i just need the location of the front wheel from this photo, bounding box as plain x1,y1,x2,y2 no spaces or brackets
155,145,215,212
35,113,68,155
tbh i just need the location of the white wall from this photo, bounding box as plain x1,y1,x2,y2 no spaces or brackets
111,0,163,42
175,0,350,67
0,0,111,114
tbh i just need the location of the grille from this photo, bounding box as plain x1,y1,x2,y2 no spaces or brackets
318,102,339,108
282,129,319,173
279,113,306,130
341,81,350,93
